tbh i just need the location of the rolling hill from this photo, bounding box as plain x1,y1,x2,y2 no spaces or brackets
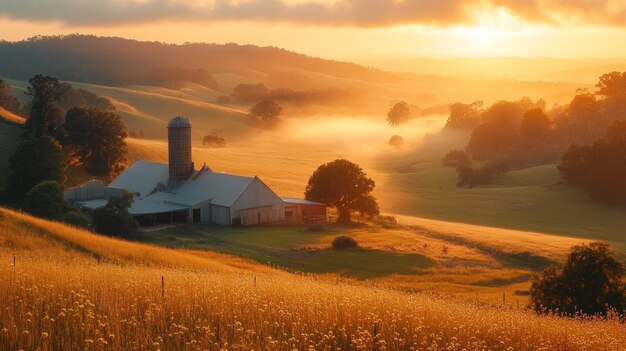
1,207,624,350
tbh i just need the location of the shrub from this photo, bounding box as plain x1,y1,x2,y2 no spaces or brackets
93,193,139,238
22,181,69,220
388,135,404,147
530,242,626,316
442,150,470,168
332,236,358,250
62,211,90,228
202,132,226,148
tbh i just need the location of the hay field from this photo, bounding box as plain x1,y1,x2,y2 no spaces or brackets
1,207,625,350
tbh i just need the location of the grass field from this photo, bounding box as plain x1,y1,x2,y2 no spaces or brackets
1,207,624,350
140,220,588,303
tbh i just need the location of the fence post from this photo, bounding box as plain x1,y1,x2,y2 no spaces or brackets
161,276,165,298
502,292,506,305
13,254,16,267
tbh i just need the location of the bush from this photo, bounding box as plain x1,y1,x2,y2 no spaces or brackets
62,211,90,228
332,236,358,250
202,132,226,148
442,150,470,168
93,193,139,238
388,135,404,147
530,242,626,316
22,181,69,220
456,159,510,188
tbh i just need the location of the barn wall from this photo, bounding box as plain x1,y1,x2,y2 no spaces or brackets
231,177,283,224
210,205,231,226
235,205,282,225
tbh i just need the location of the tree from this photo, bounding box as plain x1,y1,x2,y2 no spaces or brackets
386,101,411,126
442,150,470,168
64,106,128,177
596,71,626,99
92,192,139,238
24,74,66,138
388,135,404,147
466,115,518,160
530,242,625,316
520,108,552,145
249,99,283,125
202,131,226,148
0,79,23,115
558,120,626,205
62,211,90,228
22,181,69,220
305,159,379,223
445,101,483,129
5,136,66,203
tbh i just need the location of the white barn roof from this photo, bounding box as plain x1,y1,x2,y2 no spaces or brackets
174,172,255,207
109,161,168,198
281,197,325,206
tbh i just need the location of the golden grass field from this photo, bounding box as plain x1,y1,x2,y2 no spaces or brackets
1,207,625,351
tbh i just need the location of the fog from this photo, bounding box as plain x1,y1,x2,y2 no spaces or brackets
274,114,448,157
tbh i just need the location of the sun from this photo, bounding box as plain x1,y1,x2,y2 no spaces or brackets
469,27,499,44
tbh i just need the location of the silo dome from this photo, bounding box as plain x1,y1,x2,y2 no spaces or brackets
167,116,194,181
168,116,191,128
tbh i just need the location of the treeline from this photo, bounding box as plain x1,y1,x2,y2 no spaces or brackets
443,71,626,196
0,35,395,88
1,75,128,225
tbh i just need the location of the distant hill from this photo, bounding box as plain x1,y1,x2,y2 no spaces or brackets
0,35,396,88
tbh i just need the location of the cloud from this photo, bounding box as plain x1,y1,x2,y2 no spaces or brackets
0,0,624,27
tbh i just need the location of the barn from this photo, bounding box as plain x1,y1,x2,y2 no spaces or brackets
65,116,325,226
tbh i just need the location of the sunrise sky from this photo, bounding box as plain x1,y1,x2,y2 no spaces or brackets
1,0,626,61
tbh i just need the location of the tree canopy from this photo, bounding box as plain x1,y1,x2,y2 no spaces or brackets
558,120,626,205
5,136,67,203
531,242,625,316
249,99,283,125
64,106,128,177
93,192,139,238
305,159,379,223
386,101,411,126
445,101,483,129
24,74,65,139
22,181,69,220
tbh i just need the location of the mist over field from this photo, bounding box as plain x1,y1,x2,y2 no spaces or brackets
1,4,626,346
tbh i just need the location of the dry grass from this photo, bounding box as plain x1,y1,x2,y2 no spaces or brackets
392,215,586,262
0,107,25,124
0,208,625,351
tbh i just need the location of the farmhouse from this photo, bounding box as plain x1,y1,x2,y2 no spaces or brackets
65,116,326,226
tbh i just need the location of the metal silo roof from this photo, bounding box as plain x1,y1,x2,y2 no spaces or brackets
167,116,191,128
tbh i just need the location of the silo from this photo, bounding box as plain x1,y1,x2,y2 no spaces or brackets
167,116,194,181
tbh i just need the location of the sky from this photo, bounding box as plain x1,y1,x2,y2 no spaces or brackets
1,0,626,61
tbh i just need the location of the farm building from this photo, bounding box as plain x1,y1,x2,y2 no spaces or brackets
65,116,326,226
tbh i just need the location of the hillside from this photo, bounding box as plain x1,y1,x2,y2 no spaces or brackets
1,207,624,350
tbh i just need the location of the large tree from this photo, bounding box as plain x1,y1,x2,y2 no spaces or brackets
249,99,283,125
305,159,379,223
558,120,626,205
93,192,139,238
64,106,128,177
445,101,483,129
0,79,23,115
24,74,66,138
22,181,69,220
531,242,625,316
386,101,411,126
5,136,67,203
